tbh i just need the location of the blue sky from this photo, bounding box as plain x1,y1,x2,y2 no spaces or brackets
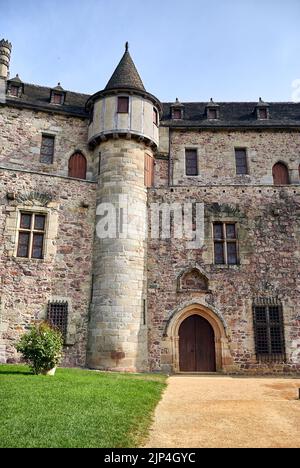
1,0,300,102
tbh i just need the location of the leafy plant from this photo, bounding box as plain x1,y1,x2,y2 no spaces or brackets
16,322,63,375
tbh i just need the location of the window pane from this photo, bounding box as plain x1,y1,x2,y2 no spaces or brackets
213,223,223,239
208,109,217,119
227,242,238,264
255,307,267,323
17,232,30,258
256,326,269,354
214,242,225,264
20,213,32,229
269,306,280,322
235,149,247,175
53,93,62,104
34,215,46,231
226,224,236,239
185,150,198,176
118,97,129,113
270,327,283,353
153,108,158,125
173,109,182,119
40,135,55,164
31,234,44,259
259,108,267,119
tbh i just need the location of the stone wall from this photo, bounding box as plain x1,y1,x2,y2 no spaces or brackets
0,168,96,366
147,185,300,374
0,105,93,179
169,129,300,186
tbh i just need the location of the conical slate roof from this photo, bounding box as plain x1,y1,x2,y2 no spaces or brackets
105,43,146,92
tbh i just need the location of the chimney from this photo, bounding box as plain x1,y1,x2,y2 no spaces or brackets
0,39,12,79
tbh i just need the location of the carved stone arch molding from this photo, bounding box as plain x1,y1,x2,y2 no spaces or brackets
16,191,53,207
161,301,235,374
177,264,210,292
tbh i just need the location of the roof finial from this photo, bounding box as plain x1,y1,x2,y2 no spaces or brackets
125,41,129,52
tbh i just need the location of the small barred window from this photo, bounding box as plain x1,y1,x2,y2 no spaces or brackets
47,301,68,341
253,299,285,362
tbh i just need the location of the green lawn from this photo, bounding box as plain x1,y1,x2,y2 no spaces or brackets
0,365,167,448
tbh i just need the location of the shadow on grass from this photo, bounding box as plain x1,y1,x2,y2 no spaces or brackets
0,370,32,376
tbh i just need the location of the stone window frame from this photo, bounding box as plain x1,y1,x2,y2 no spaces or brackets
5,204,58,263
16,212,47,260
202,216,241,267
184,146,201,178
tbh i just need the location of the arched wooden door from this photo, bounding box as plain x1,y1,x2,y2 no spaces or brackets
68,152,87,179
179,315,216,372
272,162,289,185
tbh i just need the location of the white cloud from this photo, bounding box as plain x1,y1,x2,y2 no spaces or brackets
291,79,300,102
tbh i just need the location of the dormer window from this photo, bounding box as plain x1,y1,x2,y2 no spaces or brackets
171,98,184,120
206,98,220,120
117,96,129,113
7,74,23,98
50,83,65,105
255,98,269,120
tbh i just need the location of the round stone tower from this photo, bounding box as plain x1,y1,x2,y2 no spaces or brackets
86,44,162,371
0,39,12,79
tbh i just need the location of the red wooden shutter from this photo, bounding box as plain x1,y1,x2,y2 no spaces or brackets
144,154,154,188
272,162,289,185
68,152,87,179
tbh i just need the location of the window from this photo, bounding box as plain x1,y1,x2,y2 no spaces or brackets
10,85,19,97
185,149,198,176
173,109,182,119
253,302,285,362
17,213,46,259
258,108,268,119
144,153,154,187
272,162,289,185
68,152,87,180
117,96,129,113
208,108,217,119
40,135,55,164
47,301,68,341
213,223,238,265
153,108,158,126
52,92,63,105
235,148,248,175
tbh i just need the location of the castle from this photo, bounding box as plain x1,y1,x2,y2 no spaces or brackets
0,39,299,374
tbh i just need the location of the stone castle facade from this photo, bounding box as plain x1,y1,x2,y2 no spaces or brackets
0,39,299,374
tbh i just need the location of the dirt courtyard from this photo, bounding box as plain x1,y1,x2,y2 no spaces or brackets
144,375,300,448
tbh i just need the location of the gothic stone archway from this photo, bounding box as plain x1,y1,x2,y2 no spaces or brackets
164,303,234,373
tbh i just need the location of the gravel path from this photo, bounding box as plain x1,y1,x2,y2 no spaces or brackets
144,375,300,448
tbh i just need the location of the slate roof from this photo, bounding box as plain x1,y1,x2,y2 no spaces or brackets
2,82,300,128
3,82,89,118
162,101,300,128
105,47,146,92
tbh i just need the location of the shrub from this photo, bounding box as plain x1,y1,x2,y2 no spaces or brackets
16,322,63,375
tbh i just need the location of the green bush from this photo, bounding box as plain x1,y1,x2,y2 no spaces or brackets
16,322,63,375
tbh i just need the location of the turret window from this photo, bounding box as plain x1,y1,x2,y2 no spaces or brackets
117,97,129,113
153,108,158,126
